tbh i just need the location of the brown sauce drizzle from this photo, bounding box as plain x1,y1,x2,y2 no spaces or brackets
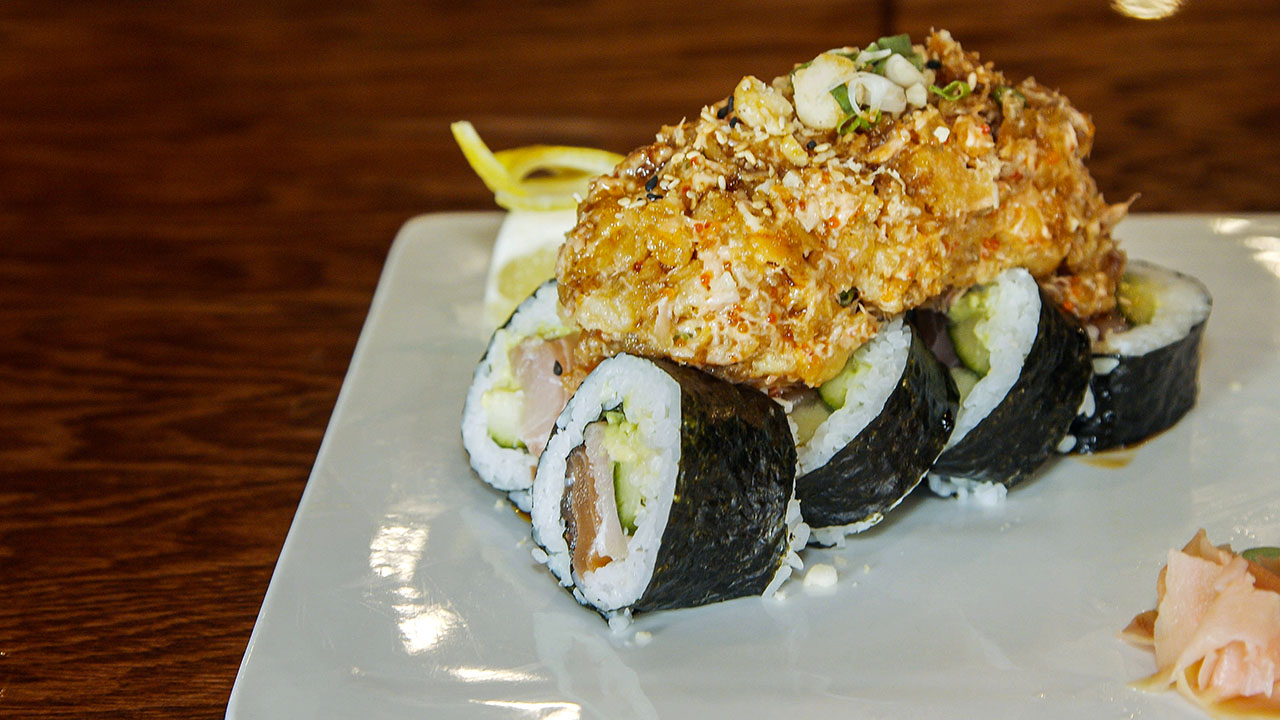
1073,448,1136,469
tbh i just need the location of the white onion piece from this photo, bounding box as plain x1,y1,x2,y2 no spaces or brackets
884,54,927,88
855,48,892,65
792,53,861,130
847,73,907,115
906,82,928,108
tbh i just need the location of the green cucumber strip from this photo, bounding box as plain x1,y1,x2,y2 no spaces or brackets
601,410,645,534
818,354,870,410
947,287,992,375
613,463,642,533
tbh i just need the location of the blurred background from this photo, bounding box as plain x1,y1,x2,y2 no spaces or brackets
4,0,1277,234
1,1,1277,715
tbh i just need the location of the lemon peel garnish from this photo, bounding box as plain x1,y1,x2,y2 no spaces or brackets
451,121,622,211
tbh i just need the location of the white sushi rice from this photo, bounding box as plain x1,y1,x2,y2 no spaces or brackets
795,316,910,475
926,474,1008,505
807,514,883,547
803,563,839,594
764,497,809,598
946,268,1040,448
460,281,570,502
1097,260,1211,357
530,355,682,613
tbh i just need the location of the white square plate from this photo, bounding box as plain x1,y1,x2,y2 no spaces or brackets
228,212,1280,719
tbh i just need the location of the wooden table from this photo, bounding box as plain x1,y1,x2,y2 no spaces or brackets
2,1,1276,716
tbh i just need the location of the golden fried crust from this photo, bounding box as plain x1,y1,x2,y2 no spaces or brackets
558,29,1127,390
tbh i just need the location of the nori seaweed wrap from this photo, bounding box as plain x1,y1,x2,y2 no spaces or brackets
530,354,804,623
1065,260,1211,453
928,268,1092,491
791,317,956,545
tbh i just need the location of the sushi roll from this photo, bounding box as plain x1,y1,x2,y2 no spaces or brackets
925,267,1092,494
530,354,803,624
1064,260,1211,453
789,317,956,545
461,280,577,511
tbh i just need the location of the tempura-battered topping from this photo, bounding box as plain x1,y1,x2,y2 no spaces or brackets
558,30,1128,390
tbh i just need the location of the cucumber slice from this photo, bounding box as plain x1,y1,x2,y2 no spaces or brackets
1118,274,1158,326
947,287,991,375
482,389,524,448
613,463,643,533
949,366,980,401
818,355,869,410
601,410,645,534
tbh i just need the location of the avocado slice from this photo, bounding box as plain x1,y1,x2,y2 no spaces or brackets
1118,274,1159,326
482,389,524,449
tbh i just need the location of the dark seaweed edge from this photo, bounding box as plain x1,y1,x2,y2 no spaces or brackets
797,326,956,530
1068,318,1207,453
932,289,1092,487
632,359,796,612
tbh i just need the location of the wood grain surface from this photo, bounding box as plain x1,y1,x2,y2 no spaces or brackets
1,1,1276,716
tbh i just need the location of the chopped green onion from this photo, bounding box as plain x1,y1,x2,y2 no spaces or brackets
836,110,879,135
930,80,972,101
829,84,855,115
840,110,880,135
873,34,911,55
872,34,923,70
992,85,1026,104
837,288,860,306
831,85,884,134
